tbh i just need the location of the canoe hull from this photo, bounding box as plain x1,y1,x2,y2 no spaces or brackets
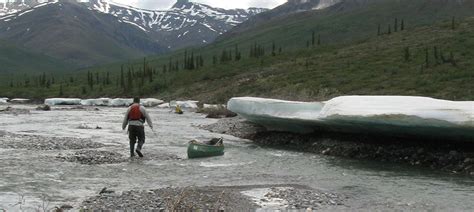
187,143,224,159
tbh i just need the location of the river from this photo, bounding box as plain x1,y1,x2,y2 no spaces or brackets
0,106,473,211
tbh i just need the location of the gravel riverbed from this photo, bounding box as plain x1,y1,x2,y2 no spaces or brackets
0,131,104,150
1,106,473,211
80,185,344,211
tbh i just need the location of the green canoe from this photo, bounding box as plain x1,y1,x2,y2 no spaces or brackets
187,138,224,159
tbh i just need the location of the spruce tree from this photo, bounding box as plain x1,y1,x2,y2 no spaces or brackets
401,19,405,31
425,48,429,67
404,47,410,62
434,46,439,64
59,84,64,96
394,18,398,32
149,68,153,83
272,41,276,56
120,66,125,89
451,16,456,30
169,58,173,72
377,24,381,36
184,50,188,69
235,45,241,61
190,52,195,69
450,52,456,66
41,72,46,87
127,69,133,92
311,31,315,47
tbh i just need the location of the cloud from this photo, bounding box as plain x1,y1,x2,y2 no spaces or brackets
194,0,286,9
111,0,286,10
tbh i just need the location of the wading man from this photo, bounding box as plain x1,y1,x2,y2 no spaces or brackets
122,97,153,157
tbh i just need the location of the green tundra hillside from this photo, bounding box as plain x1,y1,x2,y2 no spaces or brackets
0,40,69,74
1,0,472,102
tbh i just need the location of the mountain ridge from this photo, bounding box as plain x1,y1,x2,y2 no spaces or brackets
1,0,268,49
87,0,267,49
0,1,165,68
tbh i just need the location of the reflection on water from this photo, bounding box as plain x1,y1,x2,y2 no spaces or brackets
0,106,473,210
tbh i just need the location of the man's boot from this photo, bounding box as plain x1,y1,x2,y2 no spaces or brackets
130,143,135,157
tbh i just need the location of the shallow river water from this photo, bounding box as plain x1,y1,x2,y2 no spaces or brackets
0,106,473,211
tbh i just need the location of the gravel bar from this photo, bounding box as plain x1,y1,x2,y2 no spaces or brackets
80,185,344,211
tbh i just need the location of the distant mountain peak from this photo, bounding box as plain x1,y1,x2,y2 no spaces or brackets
171,0,194,9
1,0,267,51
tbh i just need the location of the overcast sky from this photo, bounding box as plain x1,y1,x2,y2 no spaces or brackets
111,0,287,10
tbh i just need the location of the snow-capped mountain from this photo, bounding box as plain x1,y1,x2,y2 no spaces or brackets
0,0,51,16
0,0,166,67
87,0,267,48
1,0,268,49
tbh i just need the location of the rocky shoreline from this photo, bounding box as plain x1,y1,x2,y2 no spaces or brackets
80,185,344,211
0,131,104,150
203,117,474,176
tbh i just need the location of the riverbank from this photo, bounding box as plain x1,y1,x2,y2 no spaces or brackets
204,117,474,176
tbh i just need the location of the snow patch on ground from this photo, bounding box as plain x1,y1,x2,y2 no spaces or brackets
109,98,133,107
0,98,8,104
80,98,111,106
9,98,30,103
141,98,164,107
313,0,342,10
122,19,148,32
170,100,199,109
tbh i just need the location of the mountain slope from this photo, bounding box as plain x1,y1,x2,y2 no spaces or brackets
1,0,268,51
0,1,165,67
219,0,474,48
0,39,69,74
0,0,266,71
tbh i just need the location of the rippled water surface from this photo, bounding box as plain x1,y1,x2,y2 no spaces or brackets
0,106,473,211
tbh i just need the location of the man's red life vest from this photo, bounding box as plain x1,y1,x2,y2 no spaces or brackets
129,104,144,121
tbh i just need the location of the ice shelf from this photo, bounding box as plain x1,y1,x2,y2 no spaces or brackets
227,96,474,141
45,98,82,105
